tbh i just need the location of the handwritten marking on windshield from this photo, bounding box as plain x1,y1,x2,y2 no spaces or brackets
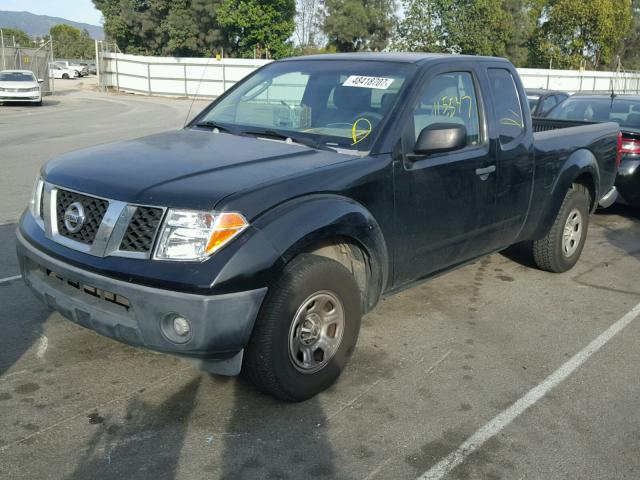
433,95,473,119
501,109,524,128
351,117,373,145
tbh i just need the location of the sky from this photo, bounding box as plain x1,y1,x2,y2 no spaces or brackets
0,0,102,25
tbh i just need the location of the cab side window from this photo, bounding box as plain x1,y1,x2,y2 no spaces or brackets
413,72,481,148
488,68,524,144
541,95,558,115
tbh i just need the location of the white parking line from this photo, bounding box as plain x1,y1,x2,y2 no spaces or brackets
418,300,640,480
36,336,49,359
0,274,21,284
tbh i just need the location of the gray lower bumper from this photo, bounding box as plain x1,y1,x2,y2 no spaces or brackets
17,231,267,375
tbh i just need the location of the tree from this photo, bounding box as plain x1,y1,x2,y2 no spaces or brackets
615,0,640,69
530,0,632,69
0,28,31,47
393,0,511,57
217,0,296,58
295,0,324,48
503,0,544,67
50,24,95,59
323,0,396,51
94,0,294,58
94,0,223,56
393,0,441,52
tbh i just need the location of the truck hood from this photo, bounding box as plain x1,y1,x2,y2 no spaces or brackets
43,129,356,211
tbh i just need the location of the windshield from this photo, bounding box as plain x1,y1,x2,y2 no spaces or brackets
527,96,539,112
547,97,640,131
0,72,35,82
196,60,414,151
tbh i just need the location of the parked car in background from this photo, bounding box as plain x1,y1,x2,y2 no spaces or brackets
48,62,77,80
526,89,570,117
55,61,88,77
0,70,42,105
18,54,620,400
82,62,97,75
544,94,640,208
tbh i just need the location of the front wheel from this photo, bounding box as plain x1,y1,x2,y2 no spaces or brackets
532,184,590,272
242,254,362,401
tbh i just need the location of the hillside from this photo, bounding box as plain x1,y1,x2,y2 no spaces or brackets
0,10,103,40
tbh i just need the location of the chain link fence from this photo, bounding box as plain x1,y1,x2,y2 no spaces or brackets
0,38,52,94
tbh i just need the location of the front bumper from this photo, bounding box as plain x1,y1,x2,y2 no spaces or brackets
615,158,640,207
17,230,267,375
0,92,41,102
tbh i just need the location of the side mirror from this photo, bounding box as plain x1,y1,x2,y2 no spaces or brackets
37,79,44,83
414,123,467,156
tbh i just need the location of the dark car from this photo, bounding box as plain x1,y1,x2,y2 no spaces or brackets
526,88,570,117
17,54,620,401
545,94,640,207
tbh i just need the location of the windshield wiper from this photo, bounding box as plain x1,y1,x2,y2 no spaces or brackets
240,129,336,152
194,121,234,134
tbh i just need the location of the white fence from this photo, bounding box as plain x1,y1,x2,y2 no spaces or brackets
517,67,640,94
100,52,270,98
100,52,640,98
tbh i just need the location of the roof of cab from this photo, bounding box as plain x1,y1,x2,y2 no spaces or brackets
525,88,568,96
280,52,509,64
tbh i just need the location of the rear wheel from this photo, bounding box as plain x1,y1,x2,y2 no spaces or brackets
532,184,590,272
242,254,362,401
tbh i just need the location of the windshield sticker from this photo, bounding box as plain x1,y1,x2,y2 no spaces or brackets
351,118,373,145
343,76,395,90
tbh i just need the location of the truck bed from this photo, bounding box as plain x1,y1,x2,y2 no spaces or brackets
532,117,596,133
520,117,620,241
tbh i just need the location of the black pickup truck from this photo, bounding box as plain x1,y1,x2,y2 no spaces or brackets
17,54,620,401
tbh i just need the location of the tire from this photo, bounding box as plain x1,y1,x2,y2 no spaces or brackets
242,254,362,401
532,184,590,273
62,73,69,79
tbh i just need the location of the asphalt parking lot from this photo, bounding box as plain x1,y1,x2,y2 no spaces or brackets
1,81,640,480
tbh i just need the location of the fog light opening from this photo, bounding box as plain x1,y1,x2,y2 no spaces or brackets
161,313,193,344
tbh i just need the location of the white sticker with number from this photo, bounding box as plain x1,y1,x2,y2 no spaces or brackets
342,76,395,90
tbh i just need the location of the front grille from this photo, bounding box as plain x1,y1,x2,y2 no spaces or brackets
56,189,108,244
119,207,164,253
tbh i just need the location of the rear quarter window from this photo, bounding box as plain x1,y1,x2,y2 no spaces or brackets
488,68,524,144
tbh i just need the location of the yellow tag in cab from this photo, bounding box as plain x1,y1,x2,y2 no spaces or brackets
351,118,372,145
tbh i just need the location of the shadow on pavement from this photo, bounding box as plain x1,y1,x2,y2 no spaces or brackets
215,379,343,480
595,204,640,261
66,376,202,480
0,223,49,377
500,241,537,269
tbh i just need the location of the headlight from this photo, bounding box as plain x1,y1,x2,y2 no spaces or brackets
29,174,44,219
154,209,248,261
29,87,40,92
0,87,5,92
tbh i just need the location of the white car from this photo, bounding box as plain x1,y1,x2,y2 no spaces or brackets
48,62,77,79
0,70,42,106
55,61,88,77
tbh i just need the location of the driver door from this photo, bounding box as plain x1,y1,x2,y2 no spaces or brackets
393,68,498,287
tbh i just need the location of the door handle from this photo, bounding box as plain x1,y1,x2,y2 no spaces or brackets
475,165,496,176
